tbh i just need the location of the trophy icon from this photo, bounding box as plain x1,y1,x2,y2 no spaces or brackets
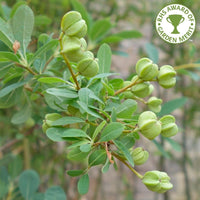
166,14,185,34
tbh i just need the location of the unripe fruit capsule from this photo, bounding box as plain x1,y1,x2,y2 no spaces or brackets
136,58,158,81
77,58,99,78
61,11,87,38
157,65,176,89
138,111,161,140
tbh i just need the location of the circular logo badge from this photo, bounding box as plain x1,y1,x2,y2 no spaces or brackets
156,4,195,44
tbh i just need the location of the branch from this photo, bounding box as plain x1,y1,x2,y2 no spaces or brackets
174,63,200,70
112,152,143,179
114,76,142,95
15,62,37,75
59,33,80,90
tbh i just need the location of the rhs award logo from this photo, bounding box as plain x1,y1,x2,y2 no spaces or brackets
156,4,195,44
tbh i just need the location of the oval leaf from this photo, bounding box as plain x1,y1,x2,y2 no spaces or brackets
67,170,84,177
100,122,124,142
19,170,40,199
97,43,112,73
88,149,107,167
46,88,78,98
51,116,84,126
113,140,134,167
116,99,137,119
44,186,66,200
12,5,34,56
90,19,112,41
38,77,66,84
77,174,89,195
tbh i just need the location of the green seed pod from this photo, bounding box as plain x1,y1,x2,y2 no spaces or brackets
24,118,35,129
82,51,94,59
61,11,87,38
131,82,150,98
80,38,87,50
147,97,163,113
138,111,161,140
157,65,176,89
61,11,82,32
77,58,99,78
135,58,158,81
148,84,154,96
132,147,149,165
61,36,85,62
142,170,173,193
159,115,178,137
42,113,62,133
122,81,135,99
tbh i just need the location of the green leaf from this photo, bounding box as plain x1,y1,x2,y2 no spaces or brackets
0,80,27,98
118,134,135,149
33,193,45,200
77,174,89,195
97,43,112,73
51,116,84,126
44,186,66,200
47,127,89,141
29,40,58,66
0,52,19,62
8,155,22,180
12,5,34,56
165,137,182,152
35,15,52,26
67,147,89,161
11,104,31,124
19,170,40,199
113,30,142,39
158,97,188,117
145,43,159,64
92,120,106,140
80,143,91,152
77,101,104,120
113,140,134,167
101,36,123,44
109,78,124,90
70,0,92,30
116,99,137,119
88,149,107,167
79,88,104,105
100,122,124,142
46,128,66,142
67,140,90,149
62,128,90,139
46,88,78,99
87,73,118,86
90,19,112,41
102,30,142,43
177,69,200,81
101,157,110,173
10,1,27,18
153,140,171,158
38,77,66,84
67,170,84,177
0,18,15,50
78,87,91,105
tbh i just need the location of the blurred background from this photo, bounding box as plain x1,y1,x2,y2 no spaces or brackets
0,0,200,200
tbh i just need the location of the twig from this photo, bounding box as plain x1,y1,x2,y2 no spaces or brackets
105,142,114,164
59,33,80,90
0,126,37,152
174,63,200,70
24,85,44,97
112,152,143,179
15,62,37,75
114,76,142,95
